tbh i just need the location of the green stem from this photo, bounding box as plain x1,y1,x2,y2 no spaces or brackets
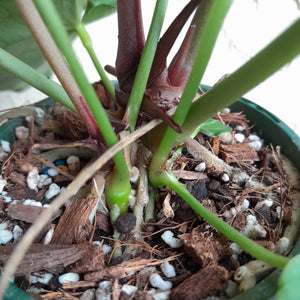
0,48,76,112
33,0,129,180
145,188,156,223
159,171,290,269
125,0,168,131
181,18,300,142
75,23,116,103
167,122,202,168
151,0,232,171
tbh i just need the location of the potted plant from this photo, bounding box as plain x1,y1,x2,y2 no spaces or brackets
0,0,299,299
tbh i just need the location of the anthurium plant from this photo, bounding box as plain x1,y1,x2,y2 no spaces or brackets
0,0,299,298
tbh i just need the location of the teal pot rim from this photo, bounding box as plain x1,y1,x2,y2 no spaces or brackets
1,92,299,299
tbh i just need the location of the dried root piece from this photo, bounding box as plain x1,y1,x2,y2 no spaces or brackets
185,138,263,187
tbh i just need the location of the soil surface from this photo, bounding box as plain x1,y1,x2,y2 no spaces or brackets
0,101,297,300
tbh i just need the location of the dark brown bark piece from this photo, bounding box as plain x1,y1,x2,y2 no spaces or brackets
8,171,26,187
68,242,105,273
210,137,220,156
179,228,231,267
50,197,98,245
6,203,62,223
0,244,84,276
170,265,229,300
179,228,220,267
220,143,259,164
96,211,112,233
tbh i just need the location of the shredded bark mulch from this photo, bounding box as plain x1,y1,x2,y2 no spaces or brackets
0,103,298,300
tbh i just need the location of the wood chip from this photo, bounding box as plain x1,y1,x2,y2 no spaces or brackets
170,265,229,300
210,137,220,156
8,171,26,187
6,204,62,223
173,170,208,180
50,197,98,245
220,143,259,164
0,244,84,276
84,256,180,281
62,280,97,290
67,242,105,273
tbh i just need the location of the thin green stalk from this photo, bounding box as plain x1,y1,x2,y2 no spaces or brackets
180,18,300,142
161,171,290,269
125,0,168,131
167,122,203,168
16,0,100,138
75,23,116,103
33,0,128,180
151,0,232,171
0,48,76,112
145,188,156,223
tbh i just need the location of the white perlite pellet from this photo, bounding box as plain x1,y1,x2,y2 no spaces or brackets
254,199,273,210
35,107,45,125
195,162,206,172
160,261,176,278
0,176,7,193
80,289,95,300
31,272,53,285
1,140,11,152
241,199,250,210
161,230,182,248
221,108,231,114
47,168,59,177
121,284,138,296
23,199,42,207
276,206,284,218
15,126,29,140
0,222,8,231
0,149,8,158
241,215,266,238
27,167,39,191
0,229,13,244
235,133,245,143
43,227,54,244
4,196,11,203
230,243,242,259
248,140,262,151
248,134,260,141
153,290,172,300
96,281,112,300
149,273,172,291
101,244,112,255
45,183,60,200
13,225,23,242
219,132,233,144
67,155,80,172
276,237,290,255
235,125,245,132
58,272,80,284
37,174,52,188
221,173,230,183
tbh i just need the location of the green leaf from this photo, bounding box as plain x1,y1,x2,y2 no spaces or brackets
0,0,86,91
197,118,231,136
276,254,300,300
82,0,117,24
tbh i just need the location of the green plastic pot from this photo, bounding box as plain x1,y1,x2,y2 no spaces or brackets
1,94,299,299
